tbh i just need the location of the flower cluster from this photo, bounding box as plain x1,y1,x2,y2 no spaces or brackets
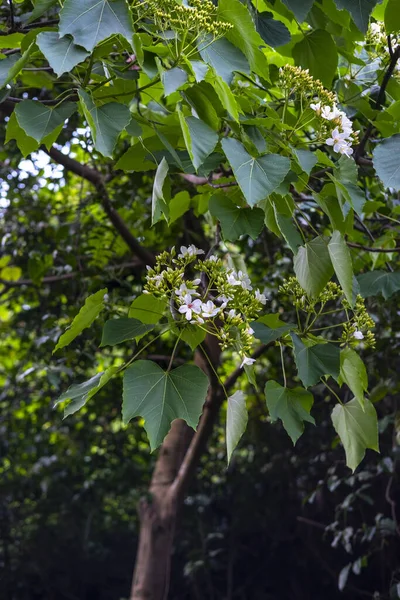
139,0,233,38
310,102,358,157
144,246,267,368
279,277,375,349
279,65,358,157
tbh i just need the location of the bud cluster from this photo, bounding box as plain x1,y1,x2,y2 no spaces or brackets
144,245,268,367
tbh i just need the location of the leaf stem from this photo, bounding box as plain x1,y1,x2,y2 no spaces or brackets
279,342,287,387
199,343,228,399
323,378,343,405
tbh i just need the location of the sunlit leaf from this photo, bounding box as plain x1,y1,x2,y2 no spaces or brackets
226,390,248,463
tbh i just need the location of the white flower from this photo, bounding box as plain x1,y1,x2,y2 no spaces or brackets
227,270,240,286
255,289,267,305
227,309,237,320
310,101,322,114
175,282,199,297
207,255,218,262
237,270,253,291
321,105,333,120
246,326,255,335
217,294,231,309
353,330,364,340
241,355,256,368
340,143,354,157
326,128,352,154
201,300,220,318
178,294,202,321
191,315,204,324
192,278,201,285
178,244,205,259
150,274,163,287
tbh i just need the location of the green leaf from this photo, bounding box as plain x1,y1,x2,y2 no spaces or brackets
15,100,76,144
273,207,303,254
100,318,154,346
180,115,218,172
198,35,249,84
373,135,400,191
37,32,90,77
161,67,188,96
209,195,264,241
122,360,209,451
128,294,167,324
265,380,315,444
333,0,378,33
338,347,368,407
183,82,221,130
169,191,191,224
281,0,315,21
255,12,291,47
54,289,107,353
152,157,170,225
385,0,400,34
226,390,248,463
293,149,318,174
27,0,58,23
331,398,379,471
252,314,294,344
5,111,38,157
221,138,291,207
176,324,206,351
294,237,334,297
218,0,268,76
293,29,338,86
79,90,131,158
0,55,20,87
328,231,354,306
291,333,340,388
59,0,134,52
357,270,400,299
206,70,240,123
54,367,117,417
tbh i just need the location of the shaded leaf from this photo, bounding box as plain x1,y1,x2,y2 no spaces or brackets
357,270,400,299
54,289,107,353
252,314,294,344
331,397,379,471
54,367,117,417
338,347,368,407
373,134,400,191
293,29,338,86
333,0,378,33
328,230,354,306
291,333,340,388
281,0,315,21
255,11,291,47
152,157,170,225
161,67,188,96
265,380,315,444
198,35,249,84
180,115,218,172
226,390,248,463
122,360,209,451
100,318,154,346
128,294,167,324
15,100,76,144
209,195,264,241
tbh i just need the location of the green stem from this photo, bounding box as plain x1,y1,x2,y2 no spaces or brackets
168,332,182,372
119,328,170,372
199,343,228,399
279,342,287,387
324,379,343,405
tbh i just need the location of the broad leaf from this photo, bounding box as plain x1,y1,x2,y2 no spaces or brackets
54,289,107,352
255,12,291,48
265,380,315,444
209,195,264,241
291,333,340,388
293,149,318,174
222,138,291,207
5,112,38,157
373,135,400,191
0,55,20,88
37,32,89,76
206,70,240,123
122,360,209,450
333,0,378,33
331,398,379,471
226,390,248,463
128,294,167,324
357,270,400,299
338,347,368,407
274,208,303,254
79,90,131,158
54,367,117,417
252,314,294,344
281,0,315,21
59,0,134,52
100,318,154,346
180,115,218,172
152,157,170,225
176,324,206,351
198,35,249,84
161,67,188,96
15,100,76,144
328,231,354,306
294,237,334,297
385,0,400,34
293,29,338,86
27,0,58,23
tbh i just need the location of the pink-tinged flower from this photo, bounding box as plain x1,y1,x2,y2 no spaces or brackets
241,355,256,368
201,301,220,318
255,289,267,305
178,294,202,321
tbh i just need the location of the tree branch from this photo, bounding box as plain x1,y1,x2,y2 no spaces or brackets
355,44,400,159
347,242,400,253
46,147,155,266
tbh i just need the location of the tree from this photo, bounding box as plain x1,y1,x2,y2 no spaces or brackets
1,0,400,598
